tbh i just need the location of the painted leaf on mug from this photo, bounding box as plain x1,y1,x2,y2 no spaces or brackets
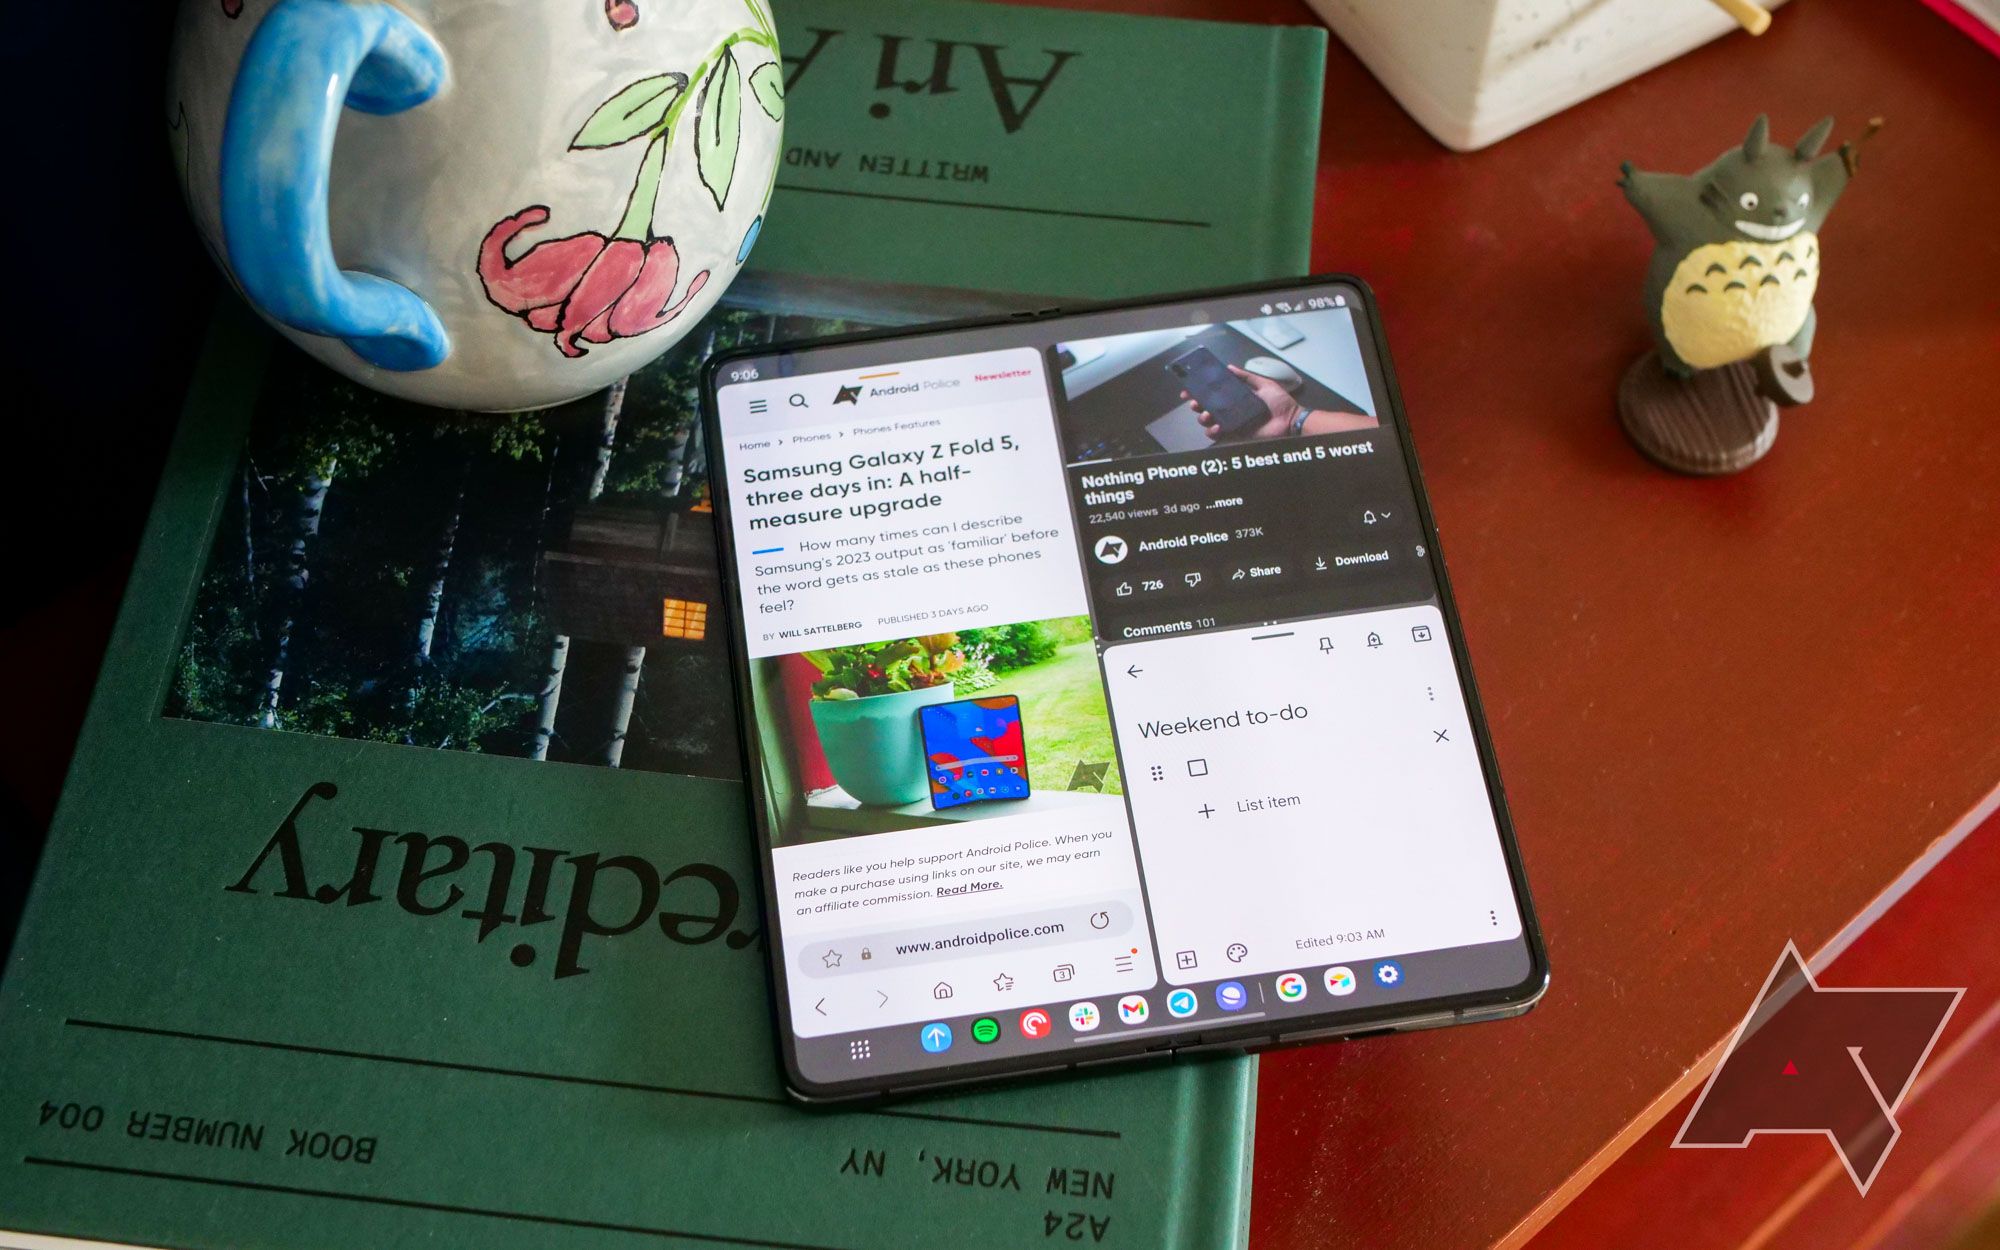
749,62,784,122
695,52,743,212
477,0,782,357
571,73,688,150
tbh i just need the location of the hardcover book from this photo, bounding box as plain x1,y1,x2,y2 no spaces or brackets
0,2,1325,1247
751,0,1326,294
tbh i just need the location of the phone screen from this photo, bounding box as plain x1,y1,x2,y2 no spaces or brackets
1165,346,1266,434
920,695,1030,809
706,279,1544,1096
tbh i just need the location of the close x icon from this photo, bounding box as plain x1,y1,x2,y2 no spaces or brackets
1674,940,1962,1193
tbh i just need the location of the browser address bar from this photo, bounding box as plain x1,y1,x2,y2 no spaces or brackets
795,901,1135,978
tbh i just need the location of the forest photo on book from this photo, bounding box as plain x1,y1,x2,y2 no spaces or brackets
165,280,1009,778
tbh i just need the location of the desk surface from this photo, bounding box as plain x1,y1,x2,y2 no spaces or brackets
1023,0,2000,1245
2,2,1995,1248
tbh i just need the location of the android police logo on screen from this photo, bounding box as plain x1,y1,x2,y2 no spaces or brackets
832,384,863,405
226,783,760,981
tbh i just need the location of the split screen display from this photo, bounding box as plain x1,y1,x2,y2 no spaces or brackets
712,286,1533,1088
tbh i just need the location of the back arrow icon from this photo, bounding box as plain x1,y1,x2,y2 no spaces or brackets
1126,665,1143,678
814,998,827,1016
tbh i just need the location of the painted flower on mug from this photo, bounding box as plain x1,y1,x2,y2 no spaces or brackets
605,0,639,31
476,0,785,358
479,208,710,358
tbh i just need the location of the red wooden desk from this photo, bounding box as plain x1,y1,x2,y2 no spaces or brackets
1023,0,2000,1245
1532,806,2000,1250
3,1,1995,1247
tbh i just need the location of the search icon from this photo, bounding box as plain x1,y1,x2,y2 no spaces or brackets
787,393,807,408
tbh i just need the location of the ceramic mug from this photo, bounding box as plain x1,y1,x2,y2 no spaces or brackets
169,0,785,411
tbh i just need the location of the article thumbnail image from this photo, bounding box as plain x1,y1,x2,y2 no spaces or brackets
1055,306,1381,463
749,616,1124,845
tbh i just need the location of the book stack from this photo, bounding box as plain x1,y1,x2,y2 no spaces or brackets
0,3,1326,1247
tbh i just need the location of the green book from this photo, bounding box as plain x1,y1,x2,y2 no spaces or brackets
0,3,1323,1248
754,0,1326,296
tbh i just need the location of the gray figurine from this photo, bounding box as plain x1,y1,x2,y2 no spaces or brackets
1619,115,1864,383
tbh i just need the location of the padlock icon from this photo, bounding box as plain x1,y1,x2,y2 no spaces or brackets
860,947,871,961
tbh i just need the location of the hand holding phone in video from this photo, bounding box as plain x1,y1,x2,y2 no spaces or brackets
1182,364,1299,440
1183,363,1379,441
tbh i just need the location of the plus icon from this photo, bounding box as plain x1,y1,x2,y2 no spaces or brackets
1197,804,1215,819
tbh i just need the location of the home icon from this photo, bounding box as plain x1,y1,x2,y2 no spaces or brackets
933,982,954,1000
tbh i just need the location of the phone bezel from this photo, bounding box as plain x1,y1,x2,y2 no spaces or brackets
699,274,1551,1103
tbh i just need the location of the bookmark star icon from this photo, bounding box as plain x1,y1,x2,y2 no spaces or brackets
821,950,842,968
993,973,1015,992
1675,941,1961,1193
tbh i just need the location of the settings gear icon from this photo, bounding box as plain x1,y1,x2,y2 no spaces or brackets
1374,961,1403,987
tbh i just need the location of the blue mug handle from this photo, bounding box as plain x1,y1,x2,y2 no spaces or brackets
221,0,450,372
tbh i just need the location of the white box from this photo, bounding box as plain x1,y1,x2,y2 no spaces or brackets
1306,0,1793,151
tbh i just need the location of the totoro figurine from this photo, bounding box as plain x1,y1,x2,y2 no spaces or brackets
1620,115,1858,380
1614,115,1877,475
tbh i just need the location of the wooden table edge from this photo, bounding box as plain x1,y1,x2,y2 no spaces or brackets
1492,779,2000,1250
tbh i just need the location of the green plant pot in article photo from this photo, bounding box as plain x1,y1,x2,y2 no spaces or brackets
809,684,957,806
